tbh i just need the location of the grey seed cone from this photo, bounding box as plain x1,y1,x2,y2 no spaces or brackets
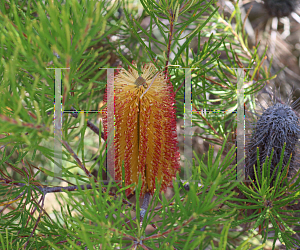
245,97,300,188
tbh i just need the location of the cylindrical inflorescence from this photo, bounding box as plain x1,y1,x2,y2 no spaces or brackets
245,89,300,187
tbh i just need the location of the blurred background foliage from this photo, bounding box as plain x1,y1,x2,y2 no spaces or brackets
0,0,300,249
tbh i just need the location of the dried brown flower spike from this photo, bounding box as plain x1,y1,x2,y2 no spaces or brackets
263,0,299,18
245,88,300,187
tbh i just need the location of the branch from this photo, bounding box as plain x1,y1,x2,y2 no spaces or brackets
0,178,135,211
70,106,105,140
0,114,49,132
61,139,97,182
165,10,175,78
24,193,46,248
143,216,194,241
140,192,151,225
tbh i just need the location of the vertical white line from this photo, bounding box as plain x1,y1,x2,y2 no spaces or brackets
236,68,245,181
54,68,62,177
184,68,192,182
107,68,115,181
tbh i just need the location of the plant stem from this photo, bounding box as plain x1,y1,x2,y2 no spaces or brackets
140,192,151,225
165,11,175,78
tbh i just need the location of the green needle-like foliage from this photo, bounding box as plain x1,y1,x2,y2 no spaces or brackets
0,0,299,249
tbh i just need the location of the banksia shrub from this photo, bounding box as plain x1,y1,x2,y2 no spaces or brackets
103,63,180,197
245,88,300,187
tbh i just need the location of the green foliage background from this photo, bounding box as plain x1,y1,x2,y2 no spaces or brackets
0,0,299,249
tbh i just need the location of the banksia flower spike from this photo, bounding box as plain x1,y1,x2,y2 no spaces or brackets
103,63,180,197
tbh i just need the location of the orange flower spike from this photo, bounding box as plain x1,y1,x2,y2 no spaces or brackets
103,63,180,197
